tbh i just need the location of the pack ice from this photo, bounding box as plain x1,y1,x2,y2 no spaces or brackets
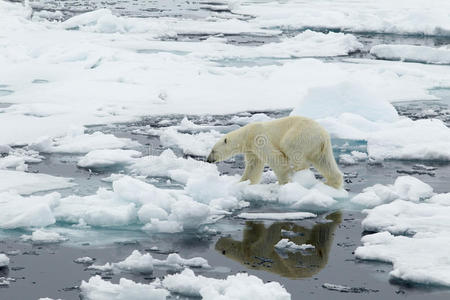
354,176,450,287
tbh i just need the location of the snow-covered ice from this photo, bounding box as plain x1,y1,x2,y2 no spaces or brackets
0,170,75,195
355,176,450,286
80,275,169,300
88,250,210,274
162,268,291,299
77,149,142,168
351,175,433,208
31,130,140,154
233,0,450,36
0,254,9,267
274,239,315,252
74,257,95,264
0,192,60,229
371,44,450,65
21,229,68,244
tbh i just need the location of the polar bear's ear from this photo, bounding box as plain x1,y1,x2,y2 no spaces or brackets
224,138,228,144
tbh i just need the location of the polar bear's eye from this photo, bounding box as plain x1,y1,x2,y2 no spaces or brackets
224,138,227,144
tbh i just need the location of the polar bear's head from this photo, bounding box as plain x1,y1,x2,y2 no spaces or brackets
207,130,244,163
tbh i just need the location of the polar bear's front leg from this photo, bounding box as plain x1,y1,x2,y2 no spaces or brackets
241,152,264,184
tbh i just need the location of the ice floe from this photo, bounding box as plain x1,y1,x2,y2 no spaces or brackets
355,176,450,286
77,149,142,168
159,128,222,157
80,275,169,300
274,239,315,252
371,44,450,65
21,229,68,244
0,170,74,195
0,192,59,229
162,268,291,299
234,0,450,36
0,254,9,267
74,257,95,265
88,250,210,274
292,82,450,161
31,129,139,154
351,175,434,208
237,212,316,220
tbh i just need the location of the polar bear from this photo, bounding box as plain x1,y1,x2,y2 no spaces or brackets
207,116,343,189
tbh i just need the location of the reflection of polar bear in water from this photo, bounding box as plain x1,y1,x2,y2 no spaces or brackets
207,116,343,188
215,212,341,278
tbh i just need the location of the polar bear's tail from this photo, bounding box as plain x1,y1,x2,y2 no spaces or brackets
314,137,343,189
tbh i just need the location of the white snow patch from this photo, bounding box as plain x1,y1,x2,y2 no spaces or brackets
159,128,222,157
0,191,60,229
355,176,450,287
80,275,169,300
88,250,209,274
274,239,315,252
371,44,450,65
77,149,142,168
31,130,139,154
0,254,9,267
162,268,291,299
0,170,75,195
74,257,95,264
351,176,433,208
21,229,67,244
339,151,368,165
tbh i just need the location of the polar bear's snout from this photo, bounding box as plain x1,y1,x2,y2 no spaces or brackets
206,150,216,163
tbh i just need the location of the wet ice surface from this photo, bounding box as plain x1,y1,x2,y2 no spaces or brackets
1,105,450,299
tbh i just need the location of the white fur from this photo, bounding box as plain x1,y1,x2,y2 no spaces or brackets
207,116,343,189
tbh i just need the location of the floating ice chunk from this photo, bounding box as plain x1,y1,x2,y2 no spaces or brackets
138,204,169,223
367,118,450,161
393,176,433,202
0,170,75,195
274,239,315,252
159,253,210,269
61,7,277,36
0,192,60,229
371,44,450,65
74,257,95,264
162,268,291,300
80,275,169,300
339,151,368,165
352,176,433,208
54,189,138,227
89,250,209,274
77,149,141,168
113,250,155,274
31,131,139,154
0,254,9,267
355,231,450,287
291,189,337,210
130,149,218,184
361,200,450,235
169,199,211,230
231,113,273,126
21,229,67,244
428,193,450,206
237,212,316,220
159,128,222,156
142,219,183,233
234,0,450,36
291,81,398,123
